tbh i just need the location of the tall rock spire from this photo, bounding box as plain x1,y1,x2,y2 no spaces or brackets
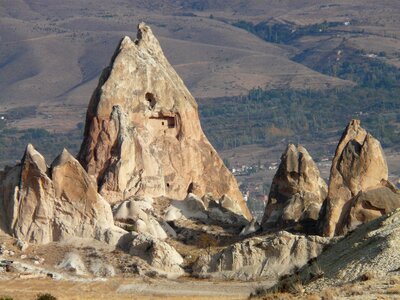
321,119,389,236
261,144,327,234
78,23,251,220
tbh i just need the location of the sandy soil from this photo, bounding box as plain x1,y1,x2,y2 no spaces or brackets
0,277,271,300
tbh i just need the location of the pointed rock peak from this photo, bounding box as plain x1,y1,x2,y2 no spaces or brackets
284,143,309,155
285,143,297,153
120,36,133,48
281,144,313,174
322,120,389,237
261,143,327,233
296,144,309,155
111,23,163,62
133,22,164,58
364,133,376,144
22,143,47,173
348,119,361,129
136,22,158,45
51,148,77,168
26,143,35,153
78,23,252,220
340,119,367,141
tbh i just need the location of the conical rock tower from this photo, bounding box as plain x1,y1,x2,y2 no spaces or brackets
78,23,251,220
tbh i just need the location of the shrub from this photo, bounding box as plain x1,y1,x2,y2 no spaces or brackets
359,270,376,281
36,293,57,300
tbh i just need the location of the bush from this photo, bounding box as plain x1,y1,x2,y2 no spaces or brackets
36,293,57,300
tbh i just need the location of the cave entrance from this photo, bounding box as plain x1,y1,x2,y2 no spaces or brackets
145,92,156,109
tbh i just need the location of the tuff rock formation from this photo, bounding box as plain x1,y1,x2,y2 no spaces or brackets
193,231,332,280
261,144,327,234
165,193,248,227
269,208,400,294
0,144,125,244
113,197,168,240
128,232,184,276
339,182,400,234
77,23,251,220
321,120,393,236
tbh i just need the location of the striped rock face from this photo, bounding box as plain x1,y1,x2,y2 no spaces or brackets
78,23,251,220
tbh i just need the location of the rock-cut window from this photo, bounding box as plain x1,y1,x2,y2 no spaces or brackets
145,92,156,109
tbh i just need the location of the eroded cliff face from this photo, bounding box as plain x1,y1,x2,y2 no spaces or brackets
78,23,251,220
261,144,327,234
321,120,390,236
0,144,124,244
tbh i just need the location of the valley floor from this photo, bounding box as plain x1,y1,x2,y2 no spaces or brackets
2,275,400,300
0,277,267,300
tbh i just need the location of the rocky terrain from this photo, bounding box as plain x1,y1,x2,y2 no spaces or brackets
1,20,400,300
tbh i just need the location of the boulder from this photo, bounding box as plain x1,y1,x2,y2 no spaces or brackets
261,144,327,234
165,193,248,228
128,233,184,276
113,198,167,240
57,252,87,275
321,120,392,236
240,219,260,236
340,183,400,233
166,193,208,221
0,145,125,245
89,259,115,277
77,23,251,220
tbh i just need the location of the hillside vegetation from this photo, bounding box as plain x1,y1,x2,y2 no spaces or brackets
2,1,400,166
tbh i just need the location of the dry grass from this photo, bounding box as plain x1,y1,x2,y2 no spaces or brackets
389,276,400,285
303,295,321,300
342,283,363,296
320,288,339,300
387,284,400,295
0,279,247,300
261,293,295,300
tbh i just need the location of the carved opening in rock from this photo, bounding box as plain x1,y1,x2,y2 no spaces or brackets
166,183,170,188
148,116,177,137
187,182,194,193
145,92,156,109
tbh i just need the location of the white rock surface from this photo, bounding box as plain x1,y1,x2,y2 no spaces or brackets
129,233,184,276
193,231,332,280
57,253,87,276
89,259,115,277
113,198,167,240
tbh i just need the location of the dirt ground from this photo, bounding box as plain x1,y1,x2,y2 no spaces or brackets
0,277,268,300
